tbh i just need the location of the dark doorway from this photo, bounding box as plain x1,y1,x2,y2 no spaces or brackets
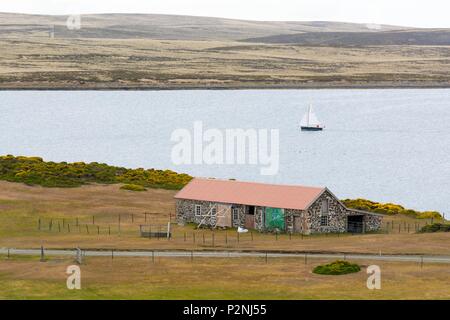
245,206,255,229
347,215,364,233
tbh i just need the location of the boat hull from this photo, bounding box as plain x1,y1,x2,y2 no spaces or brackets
301,126,323,131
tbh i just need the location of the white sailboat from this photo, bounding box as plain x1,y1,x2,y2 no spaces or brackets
301,104,324,131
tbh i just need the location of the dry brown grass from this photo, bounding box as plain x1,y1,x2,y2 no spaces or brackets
0,254,449,299
1,35,449,88
0,181,449,255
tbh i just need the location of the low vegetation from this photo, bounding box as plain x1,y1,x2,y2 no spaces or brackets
120,184,147,192
419,223,450,233
0,155,192,190
342,198,442,220
313,260,361,275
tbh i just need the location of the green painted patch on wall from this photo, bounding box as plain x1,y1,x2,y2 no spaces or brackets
265,207,285,230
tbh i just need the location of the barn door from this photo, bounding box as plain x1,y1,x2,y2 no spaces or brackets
244,206,255,229
293,216,302,233
216,204,232,227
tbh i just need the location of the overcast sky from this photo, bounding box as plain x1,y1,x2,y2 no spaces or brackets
1,0,450,28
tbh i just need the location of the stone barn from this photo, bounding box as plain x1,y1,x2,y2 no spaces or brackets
175,178,382,234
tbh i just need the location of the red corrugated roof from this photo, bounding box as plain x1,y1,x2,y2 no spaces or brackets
175,178,325,210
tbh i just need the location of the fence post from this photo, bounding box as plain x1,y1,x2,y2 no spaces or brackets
111,249,114,260
7,248,10,259
58,222,61,232
212,232,215,247
152,250,155,264
92,216,95,225
193,232,196,243
191,250,193,263
67,224,71,233
251,231,254,241
49,219,53,231
38,218,41,231
237,232,240,243
40,245,45,262
97,226,100,235
167,222,171,240
304,253,307,265
265,251,268,264
108,225,111,236
86,224,89,234
202,233,205,244
118,214,121,235
225,232,228,244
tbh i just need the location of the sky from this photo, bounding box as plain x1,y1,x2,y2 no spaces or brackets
1,0,450,28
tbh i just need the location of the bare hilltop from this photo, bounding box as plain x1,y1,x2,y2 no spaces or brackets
1,12,449,89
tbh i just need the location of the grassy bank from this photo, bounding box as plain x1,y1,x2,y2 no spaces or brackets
342,198,442,220
0,155,192,190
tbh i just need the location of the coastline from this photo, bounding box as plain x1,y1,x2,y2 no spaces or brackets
1,82,450,91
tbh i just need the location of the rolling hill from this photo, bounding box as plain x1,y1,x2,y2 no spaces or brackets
244,30,450,46
0,12,409,40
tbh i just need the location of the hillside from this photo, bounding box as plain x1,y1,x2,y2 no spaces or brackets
0,12,408,40
0,12,449,88
245,29,450,46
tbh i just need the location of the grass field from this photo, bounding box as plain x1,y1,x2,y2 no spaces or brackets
0,181,449,299
0,181,448,256
0,254,449,299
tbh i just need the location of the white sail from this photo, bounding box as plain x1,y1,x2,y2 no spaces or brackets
301,104,321,127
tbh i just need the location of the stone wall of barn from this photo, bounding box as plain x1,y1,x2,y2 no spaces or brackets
363,213,383,232
176,199,243,227
176,199,218,226
306,190,348,233
176,194,382,233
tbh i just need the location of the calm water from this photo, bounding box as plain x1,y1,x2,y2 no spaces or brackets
1,89,449,213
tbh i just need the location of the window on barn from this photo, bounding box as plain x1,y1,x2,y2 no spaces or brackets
321,199,329,215
195,205,202,217
211,206,217,216
232,208,239,221
320,215,329,226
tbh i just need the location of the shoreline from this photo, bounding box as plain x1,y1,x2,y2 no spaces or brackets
1,83,450,91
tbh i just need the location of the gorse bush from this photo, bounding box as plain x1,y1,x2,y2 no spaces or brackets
120,184,147,192
0,155,192,190
313,260,361,275
419,223,450,233
342,198,442,220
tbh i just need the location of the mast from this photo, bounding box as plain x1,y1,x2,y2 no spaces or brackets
307,104,311,126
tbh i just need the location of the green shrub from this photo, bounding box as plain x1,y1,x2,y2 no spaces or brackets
419,223,450,233
0,155,192,190
313,260,361,275
120,184,147,192
342,198,443,220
